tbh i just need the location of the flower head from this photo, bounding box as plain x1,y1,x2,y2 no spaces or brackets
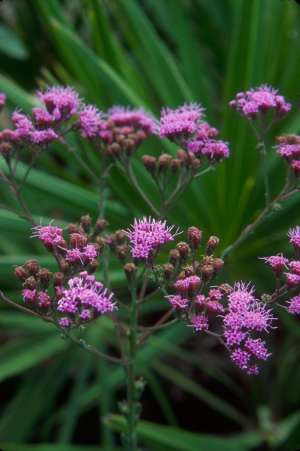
229,85,291,119
125,217,178,260
57,272,115,327
288,226,300,249
166,294,189,310
108,106,156,135
159,103,204,140
287,295,300,315
78,105,103,138
261,254,288,273
32,224,65,249
37,86,80,121
190,314,209,332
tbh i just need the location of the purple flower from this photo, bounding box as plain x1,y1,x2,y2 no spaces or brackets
37,86,80,121
159,103,204,140
277,143,300,160
261,254,289,273
37,291,51,308
166,294,189,310
65,248,83,264
188,139,230,160
59,317,72,328
287,295,300,315
190,314,209,332
108,106,156,135
229,85,291,119
125,217,179,260
285,273,300,286
30,129,58,145
12,111,34,140
222,282,273,375
78,105,103,138
289,260,300,275
288,226,300,249
22,288,37,303
32,107,56,127
57,271,115,322
32,224,65,249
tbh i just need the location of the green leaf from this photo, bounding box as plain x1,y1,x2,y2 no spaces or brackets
106,415,262,451
0,25,28,60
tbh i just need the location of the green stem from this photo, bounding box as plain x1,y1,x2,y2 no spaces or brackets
126,280,139,450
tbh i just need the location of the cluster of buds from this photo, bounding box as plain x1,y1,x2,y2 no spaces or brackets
229,84,291,119
15,216,116,329
32,219,102,275
158,103,230,165
142,149,201,177
276,134,300,175
15,260,53,312
100,107,156,159
162,227,225,327
263,225,300,314
105,229,130,262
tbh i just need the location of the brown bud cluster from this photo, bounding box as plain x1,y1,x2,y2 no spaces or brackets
276,134,300,145
105,120,149,158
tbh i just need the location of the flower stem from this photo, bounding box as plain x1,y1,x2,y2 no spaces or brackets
125,280,139,450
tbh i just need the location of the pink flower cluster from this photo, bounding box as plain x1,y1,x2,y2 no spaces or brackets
126,217,178,260
57,271,115,328
22,288,51,309
33,224,99,268
276,135,300,175
229,85,291,119
159,103,229,163
263,226,300,314
222,283,273,375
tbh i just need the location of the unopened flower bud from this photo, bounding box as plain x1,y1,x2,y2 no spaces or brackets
142,155,157,173
25,259,40,275
116,244,128,260
60,260,70,273
23,276,37,289
14,266,28,280
219,283,232,294
163,263,174,281
187,227,202,248
169,249,180,265
95,236,106,249
0,142,12,155
124,262,136,280
158,153,172,171
190,158,201,170
115,229,127,243
95,218,109,232
213,258,224,271
184,266,194,277
80,214,92,231
170,158,181,172
70,232,88,248
53,272,64,286
176,242,190,259
177,149,188,161
106,142,121,157
88,259,99,273
201,264,214,280
206,236,220,255
68,223,80,234
38,268,52,285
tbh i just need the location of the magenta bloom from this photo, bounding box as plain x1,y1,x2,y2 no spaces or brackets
229,85,291,119
30,129,58,145
190,314,209,332
222,282,274,375
32,107,56,127
12,112,34,140
37,86,80,121
285,272,300,286
261,254,288,273
57,271,115,327
78,105,103,138
108,106,156,135
291,160,300,174
287,295,300,315
125,217,178,260
289,260,300,275
22,288,37,303
166,294,189,310
159,103,204,140
188,139,229,160
32,224,65,249
288,226,300,249
277,143,300,160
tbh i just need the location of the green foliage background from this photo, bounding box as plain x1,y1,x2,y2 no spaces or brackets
1,0,300,449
